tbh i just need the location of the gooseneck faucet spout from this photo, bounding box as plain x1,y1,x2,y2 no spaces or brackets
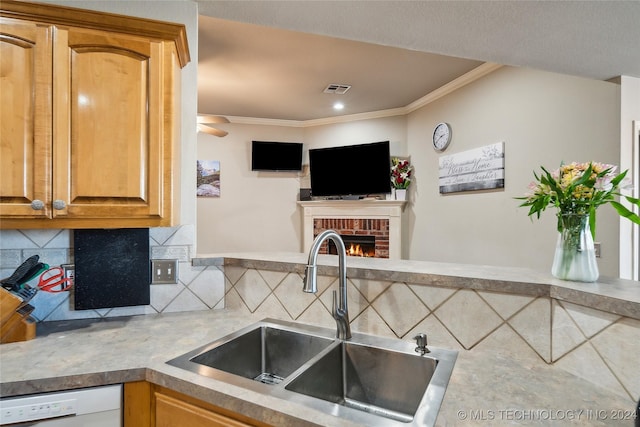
302,229,351,340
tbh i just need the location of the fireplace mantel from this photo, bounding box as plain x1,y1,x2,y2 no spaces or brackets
297,200,406,259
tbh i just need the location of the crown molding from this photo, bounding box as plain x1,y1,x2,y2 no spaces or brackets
303,107,407,127
405,62,502,113
224,62,502,127
224,116,305,127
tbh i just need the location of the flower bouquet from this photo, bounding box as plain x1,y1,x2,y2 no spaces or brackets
518,161,638,281
391,158,413,189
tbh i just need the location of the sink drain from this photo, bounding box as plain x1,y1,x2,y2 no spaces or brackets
253,372,284,385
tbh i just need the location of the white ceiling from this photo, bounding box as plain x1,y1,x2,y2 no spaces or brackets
196,0,640,122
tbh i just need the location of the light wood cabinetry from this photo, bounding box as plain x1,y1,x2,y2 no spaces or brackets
124,381,270,427
0,1,190,228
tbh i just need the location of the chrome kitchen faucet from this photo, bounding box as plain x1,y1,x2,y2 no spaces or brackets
303,229,352,340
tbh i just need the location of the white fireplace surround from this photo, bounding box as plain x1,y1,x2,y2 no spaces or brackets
297,200,406,259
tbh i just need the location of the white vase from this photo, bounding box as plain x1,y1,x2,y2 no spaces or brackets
395,189,407,201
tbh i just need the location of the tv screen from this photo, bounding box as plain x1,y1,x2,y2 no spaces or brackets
309,141,391,198
251,141,303,171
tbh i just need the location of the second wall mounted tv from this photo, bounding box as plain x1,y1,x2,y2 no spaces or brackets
309,141,391,198
252,141,303,171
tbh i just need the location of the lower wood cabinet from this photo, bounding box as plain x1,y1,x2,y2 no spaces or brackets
124,381,271,427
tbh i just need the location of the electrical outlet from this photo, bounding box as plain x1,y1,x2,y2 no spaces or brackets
594,242,601,258
151,259,178,284
61,264,75,288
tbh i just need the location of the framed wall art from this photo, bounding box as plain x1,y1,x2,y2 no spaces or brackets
197,160,220,197
438,142,505,194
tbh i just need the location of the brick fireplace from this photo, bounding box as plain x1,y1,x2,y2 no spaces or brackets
297,200,405,259
314,218,389,258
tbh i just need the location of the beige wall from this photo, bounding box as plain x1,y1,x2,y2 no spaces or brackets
197,124,305,253
407,66,621,274
302,115,407,157
198,67,623,277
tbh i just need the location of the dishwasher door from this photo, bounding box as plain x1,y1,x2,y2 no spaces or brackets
15,411,121,427
0,384,121,426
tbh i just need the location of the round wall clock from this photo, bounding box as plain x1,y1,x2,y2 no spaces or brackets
432,122,452,152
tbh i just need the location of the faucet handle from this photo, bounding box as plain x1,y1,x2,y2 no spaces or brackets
331,290,338,319
413,333,430,354
332,290,347,318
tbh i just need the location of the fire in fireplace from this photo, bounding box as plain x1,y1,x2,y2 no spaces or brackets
328,235,376,257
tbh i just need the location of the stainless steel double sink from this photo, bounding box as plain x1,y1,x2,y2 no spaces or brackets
167,318,457,426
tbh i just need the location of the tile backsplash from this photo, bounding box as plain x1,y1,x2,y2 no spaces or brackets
0,225,226,321
220,265,639,403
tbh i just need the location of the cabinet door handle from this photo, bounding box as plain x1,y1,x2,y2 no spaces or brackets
52,200,66,210
31,200,45,210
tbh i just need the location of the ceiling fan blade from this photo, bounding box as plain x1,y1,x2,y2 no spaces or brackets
197,114,230,124
197,124,229,137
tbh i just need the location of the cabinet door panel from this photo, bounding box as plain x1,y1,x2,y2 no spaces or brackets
70,48,148,200
155,392,254,427
0,18,51,218
53,27,162,219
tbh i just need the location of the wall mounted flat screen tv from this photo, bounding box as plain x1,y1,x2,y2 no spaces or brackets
251,141,303,171
309,141,391,198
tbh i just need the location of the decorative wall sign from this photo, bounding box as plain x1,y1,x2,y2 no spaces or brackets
438,142,505,194
197,160,221,197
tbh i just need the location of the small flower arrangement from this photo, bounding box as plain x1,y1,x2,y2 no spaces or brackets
391,158,413,189
518,161,639,237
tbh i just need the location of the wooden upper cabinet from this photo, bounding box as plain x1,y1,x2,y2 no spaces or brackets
0,18,52,219
54,27,163,220
0,1,190,229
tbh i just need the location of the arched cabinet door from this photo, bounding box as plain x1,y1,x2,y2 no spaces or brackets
0,18,52,219
53,27,164,221
0,0,189,229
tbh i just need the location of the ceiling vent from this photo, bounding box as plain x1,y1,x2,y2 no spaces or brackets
323,84,351,95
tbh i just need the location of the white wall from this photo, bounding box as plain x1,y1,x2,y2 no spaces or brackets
619,76,640,279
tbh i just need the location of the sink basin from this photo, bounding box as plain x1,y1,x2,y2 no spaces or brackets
167,318,457,426
167,321,334,385
285,341,437,423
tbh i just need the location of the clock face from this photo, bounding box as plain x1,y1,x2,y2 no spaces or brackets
433,122,451,151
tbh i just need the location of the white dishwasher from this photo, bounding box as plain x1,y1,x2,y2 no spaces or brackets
0,384,121,426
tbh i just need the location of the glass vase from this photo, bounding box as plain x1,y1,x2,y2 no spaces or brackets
551,213,599,282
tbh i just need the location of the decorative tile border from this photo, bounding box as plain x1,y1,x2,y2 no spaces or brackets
222,266,639,402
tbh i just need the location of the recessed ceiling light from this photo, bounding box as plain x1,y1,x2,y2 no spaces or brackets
333,102,344,110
